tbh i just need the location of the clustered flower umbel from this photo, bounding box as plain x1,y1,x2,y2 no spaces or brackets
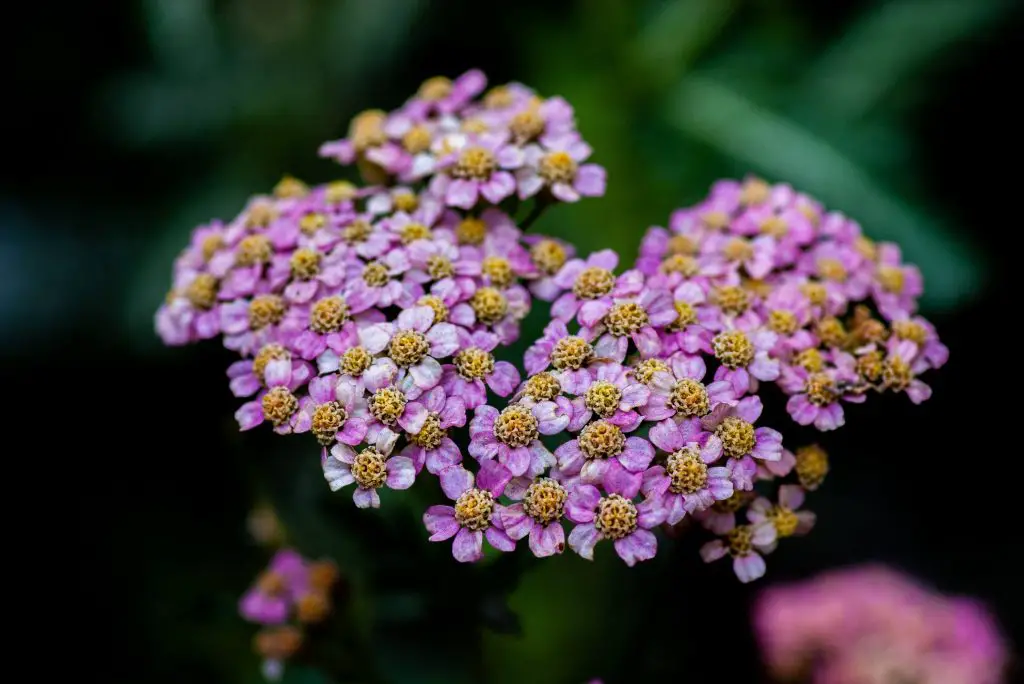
753,565,1007,684
155,71,946,582
239,549,341,681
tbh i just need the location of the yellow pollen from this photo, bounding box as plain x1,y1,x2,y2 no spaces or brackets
295,592,330,624
273,175,308,199
760,216,788,237
393,192,420,214
551,336,594,370
892,320,927,345
523,478,568,525
739,178,771,206
713,330,755,369
410,412,446,449
369,387,407,426
660,254,700,277
578,420,626,459
768,309,798,335
850,315,888,346
523,372,562,401
668,300,698,331
799,203,821,226
793,348,824,373
456,217,487,245
713,285,750,315
723,238,754,263
400,222,431,244
325,181,357,204
484,85,514,109
418,76,452,101
531,239,567,275
816,317,847,347
594,494,638,540
349,109,387,152
310,296,349,334
245,202,278,228
185,274,218,310
401,125,432,154
795,444,829,490
585,381,622,418
882,355,913,391
604,302,649,336
632,359,669,385
767,506,799,538
253,344,290,384
856,236,878,261
817,258,848,282
856,350,884,383
262,386,298,426
235,235,273,266
469,287,508,325
290,248,322,280
343,219,372,243
311,401,347,446
538,151,577,184
249,295,286,330
418,295,449,323
454,347,495,380
257,571,286,596
510,109,546,142
669,378,710,417
426,255,454,280
801,282,828,306
726,525,755,556
573,267,615,299
482,256,515,288
716,417,756,459
308,561,339,591
454,488,494,530
805,372,837,406
453,146,497,180
254,626,303,661
362,261,390,287
493,405,539,447
701,211,730,229
666,447,709,494
340,346,373,376
668,235,699,255
200,234,223,261
299,212,327,236
351,448,388,489
389,330,430,367
713,490,752,513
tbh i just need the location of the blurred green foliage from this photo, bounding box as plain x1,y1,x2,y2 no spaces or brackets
79,0,1015,681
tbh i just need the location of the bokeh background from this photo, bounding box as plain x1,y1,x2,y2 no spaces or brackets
19,0,1020,682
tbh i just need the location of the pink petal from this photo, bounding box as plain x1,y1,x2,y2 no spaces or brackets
446,179,479,210
477,458,513,495
567,523,600,560
733,553,766,583
410,357,443,389
486,361,520,396
440,465,474,500
613,529,657,567
386,456,416,490
452,527,484,562
485,526,516,552
353,487,380,509
499,503,534,540
529,523,565,557
424,506,458,541
649,419,683,453
565,484,601,523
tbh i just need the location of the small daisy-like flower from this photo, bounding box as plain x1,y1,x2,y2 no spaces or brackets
239,549,308,624
441,330,521,409
522,234,576,301
746,485,815,545
656,282,718,356
888,315,948,370
550,249,620,323
227,343,313,398
294,375,369,447
234,357,312,434
469,403,559,477
323,428,415,509
422,461,516,563
451,282,532,345
500,476,569,557
568,362,650,429
781,360,864,431
760,283,816,353
358,305,461,393
880,338,933,404
711,327,781,395
404,233,481,298
403,70,487,120
872,242,924,321
429,131,524,209
586,281,676,362
565,484,662,566
699,521,777,583
554,420,655,499
334,214,395,261
399,386,467,474
702,396,784,491
363,383,432,436
641,355,736,422
798,240,872,304
516,133,606,203
703,232,778,280
344,248,419,312
644,418,733,523
523,320,597,394
220,294,295,356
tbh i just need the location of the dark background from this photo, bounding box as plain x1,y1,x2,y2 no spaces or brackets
11,0,1021,682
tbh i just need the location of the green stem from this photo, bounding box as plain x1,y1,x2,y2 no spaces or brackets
520,197,550,230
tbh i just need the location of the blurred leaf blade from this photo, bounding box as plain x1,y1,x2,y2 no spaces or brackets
632,0,738,86
670,75,984,311
800,0,1010,120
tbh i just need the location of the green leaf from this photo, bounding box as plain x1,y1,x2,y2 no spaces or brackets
668,75,984,311
632,0,738,86
800,0,1010,121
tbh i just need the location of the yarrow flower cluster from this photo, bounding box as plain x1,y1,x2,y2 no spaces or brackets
239,549,341,681
156,72,946,583
753,565,1007,683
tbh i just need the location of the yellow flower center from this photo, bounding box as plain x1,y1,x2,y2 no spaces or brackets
454,488,494,530
531,239,568,275
551,336,594,370
578,420,626,459
310,296,349,334
249,295,286,330
716,417,756,459
235,235,273,266
538,151,577,184
262,386,298,426
351,448,388,489
712,330,755,369
185,274,218,310
369,387,406,426
311,402,347,446
795,444,829,490
453,146,497,180
389,330,430,367
494,405,539,448
340,346,373,376
523,478,567,525
290,248,322,280
523,372,562,401
572,267,615,299
669,378,710,417
604,302,649,337
469,287,508,325
454,347,495,380
482,256,515,288
585,381,622,418
595,494,638,540
666,447,709,494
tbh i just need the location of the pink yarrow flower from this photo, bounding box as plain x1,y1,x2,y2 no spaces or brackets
441,329,521,409
239,549,308,624
644,417,733,524
398,386,467,475
423,461,515,563
701,396,783,491
322,428,415,508
469,403,560,477
516,133,606,203
565,484,662,566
